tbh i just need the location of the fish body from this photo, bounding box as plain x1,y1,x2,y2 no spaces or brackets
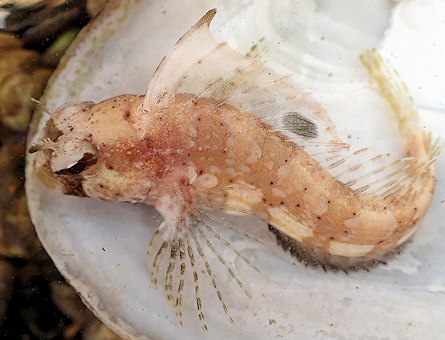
30,9,437,327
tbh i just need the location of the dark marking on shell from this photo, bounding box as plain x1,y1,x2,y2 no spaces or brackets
283,112,318,139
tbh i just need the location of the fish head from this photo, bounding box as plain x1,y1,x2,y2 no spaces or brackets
29,101,102,197
29,95,153,202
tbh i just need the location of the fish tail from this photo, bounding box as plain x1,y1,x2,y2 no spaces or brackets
360,49,418,131
360,49,438,162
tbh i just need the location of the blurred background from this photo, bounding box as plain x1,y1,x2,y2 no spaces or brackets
0,1,122,338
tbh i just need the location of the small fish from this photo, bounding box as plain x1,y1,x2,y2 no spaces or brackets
29,9,438,329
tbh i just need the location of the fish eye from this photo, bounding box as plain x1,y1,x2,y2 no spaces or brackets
66,161,86,174
56,152,97,175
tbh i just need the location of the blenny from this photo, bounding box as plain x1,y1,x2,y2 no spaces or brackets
29,9,438,329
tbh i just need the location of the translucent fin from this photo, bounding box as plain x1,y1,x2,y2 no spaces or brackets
316,50,437,199
142,9,345,149
360,49,419,131
146,207,262,330
268,223,395,272
245,37,268,59
360,49,439,159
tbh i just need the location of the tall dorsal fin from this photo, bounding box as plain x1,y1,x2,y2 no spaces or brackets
143,9,219,107
142,9,345,148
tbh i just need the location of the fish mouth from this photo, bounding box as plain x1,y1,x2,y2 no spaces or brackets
267,224,405,272
34,155,88,197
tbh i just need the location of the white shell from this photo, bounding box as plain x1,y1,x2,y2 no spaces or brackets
26,0,445,339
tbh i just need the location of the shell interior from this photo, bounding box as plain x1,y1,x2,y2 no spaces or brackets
26,0,445,339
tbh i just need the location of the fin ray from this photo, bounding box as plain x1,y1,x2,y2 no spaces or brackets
142,9,344,149
189,229,234,324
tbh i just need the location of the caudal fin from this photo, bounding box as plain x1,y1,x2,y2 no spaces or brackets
360,49,418,131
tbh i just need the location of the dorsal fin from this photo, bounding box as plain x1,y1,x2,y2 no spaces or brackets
143,9,219,107
141,9,345,148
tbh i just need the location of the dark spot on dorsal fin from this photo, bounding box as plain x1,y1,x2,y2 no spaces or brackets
283,112,318,139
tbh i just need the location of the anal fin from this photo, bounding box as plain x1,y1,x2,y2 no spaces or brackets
268,224,401,272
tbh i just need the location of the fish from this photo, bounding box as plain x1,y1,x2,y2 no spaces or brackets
29,9,438,330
